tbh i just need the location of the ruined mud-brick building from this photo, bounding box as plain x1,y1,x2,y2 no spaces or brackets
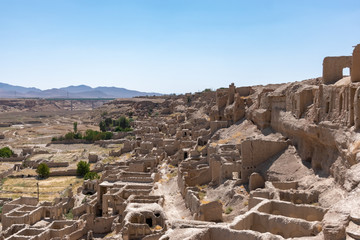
1,44,360,240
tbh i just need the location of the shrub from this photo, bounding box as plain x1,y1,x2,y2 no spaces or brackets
36,163,50,179
187,96,191,103
65,132,75,140
225,206,233,214
103,131,113,140
64,131,82,140
100,116,133,132
115,126,133,132
77,160,90,177
74,132,82,139
198,191,206,200
84,129,113,141
0,147,13,158
64,209,73,219
118,116,130,129
84,171,100,180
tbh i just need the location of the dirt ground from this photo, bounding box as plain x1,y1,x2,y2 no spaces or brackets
1,176,83,202
0,108,101,202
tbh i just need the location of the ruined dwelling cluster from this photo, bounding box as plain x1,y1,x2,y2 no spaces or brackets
1,44,360,239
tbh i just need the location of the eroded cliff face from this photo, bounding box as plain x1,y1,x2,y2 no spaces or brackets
231,77,359,180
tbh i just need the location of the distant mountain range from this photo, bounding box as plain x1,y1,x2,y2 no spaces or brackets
0,82,162,99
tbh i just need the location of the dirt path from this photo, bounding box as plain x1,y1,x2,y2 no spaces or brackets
153,164,193,221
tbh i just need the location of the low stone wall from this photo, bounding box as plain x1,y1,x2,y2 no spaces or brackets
29,161,69,169
49,169,77,176
0,168,14,179
0,156,25,162
93,216,116,234
50,139,89,144
72,204,87,218
230,199,323,238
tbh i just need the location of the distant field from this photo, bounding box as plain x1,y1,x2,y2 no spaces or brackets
0,176,83,202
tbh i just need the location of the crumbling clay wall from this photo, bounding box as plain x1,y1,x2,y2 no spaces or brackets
323,56,352,84
352,44,360,82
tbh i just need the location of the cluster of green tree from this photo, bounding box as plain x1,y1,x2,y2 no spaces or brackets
0,147,14,158
77,161,99,180
36,161,99,180
52,130,113,142
99,116,133,132
51,122,113,142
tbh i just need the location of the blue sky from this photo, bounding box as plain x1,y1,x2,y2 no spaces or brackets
0,0,360,94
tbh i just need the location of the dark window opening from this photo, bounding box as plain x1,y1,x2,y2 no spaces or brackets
146,218,153,227
325,102,330,114
315,163,322,170
339,95,343,112
154,212,160,217
184,152,188,159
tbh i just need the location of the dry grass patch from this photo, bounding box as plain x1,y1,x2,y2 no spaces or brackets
351,140,360,154
0,176,83,202
0,163,14,172
166,171,177,179
198,191,206,200
11,168,37,176
153,225,163,231
215,131,244,145
224,206,233,214
197,145,206,152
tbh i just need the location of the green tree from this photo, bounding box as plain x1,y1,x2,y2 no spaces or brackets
65,132,75,140
0,147,14,158
99,121,106,132
73,122,78,133
119,116,130,129
76,160,90,177
104,118,112,127
84,171,100,180
36,163,50,179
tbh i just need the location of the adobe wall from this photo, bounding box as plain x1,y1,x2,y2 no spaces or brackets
241,139,289,182
0,156,25,162
257,200,326,221
352,44,360,82
49,169,77,176
323,56,352,84
235,86,254,97
230,199,323,238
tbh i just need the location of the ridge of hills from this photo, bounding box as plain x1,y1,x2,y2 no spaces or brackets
0,82,161,99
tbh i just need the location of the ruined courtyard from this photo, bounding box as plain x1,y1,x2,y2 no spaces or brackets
0,44,359,240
